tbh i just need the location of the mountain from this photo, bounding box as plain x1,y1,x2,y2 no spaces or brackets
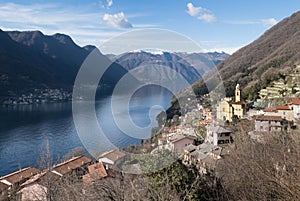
112,50,229,86
192,11,300,99
6,31,90,84
174,52,229,75
113,51,200,85
0,30,124,99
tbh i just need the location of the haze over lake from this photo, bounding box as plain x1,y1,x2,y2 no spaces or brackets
0,86,172,176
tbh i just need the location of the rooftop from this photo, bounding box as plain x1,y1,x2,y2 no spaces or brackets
21,171,61,187
263,108,278,113
184,144,198,152
290,97,300,105
53,155,92,175
255,115,282,121
99,149,126,162
232,101,248,105
276,105,291,110
83,162,108,184
170,135,196,144
191,150,208,160
208,125,231,134
0,167,39,185
0,182,9,192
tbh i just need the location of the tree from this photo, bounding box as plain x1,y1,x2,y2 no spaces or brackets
218,129,300,200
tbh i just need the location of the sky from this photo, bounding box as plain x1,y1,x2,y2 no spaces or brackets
0,0,300,54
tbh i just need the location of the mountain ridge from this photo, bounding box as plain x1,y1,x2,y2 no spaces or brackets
192,10,300,99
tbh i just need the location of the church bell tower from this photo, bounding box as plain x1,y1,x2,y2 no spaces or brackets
235,84,241,102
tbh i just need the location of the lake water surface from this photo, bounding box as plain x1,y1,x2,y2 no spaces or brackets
0,86,172,176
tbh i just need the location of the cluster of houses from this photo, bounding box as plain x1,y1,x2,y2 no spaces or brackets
155,82,300,175
153,117,232,174
251,97,300,132
151,94,234,174
0,150,128,200
216,83,300,133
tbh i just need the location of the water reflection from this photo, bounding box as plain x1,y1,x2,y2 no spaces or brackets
0,86,172,176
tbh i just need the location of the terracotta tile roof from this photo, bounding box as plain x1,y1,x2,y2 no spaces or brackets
53,156,92,175
99,149,126,162
276,105,291,110
291,98,300,105
39,172,61,185
83,162,107,184
0,167,39,185
263,108,278,113
88,163,107,177
255,115,282,121
232,101,248,105
0,182,9,191
22,171,61,187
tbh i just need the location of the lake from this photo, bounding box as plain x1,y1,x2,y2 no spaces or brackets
0,86,172,176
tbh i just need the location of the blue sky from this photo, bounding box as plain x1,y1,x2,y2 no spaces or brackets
0,0,300,54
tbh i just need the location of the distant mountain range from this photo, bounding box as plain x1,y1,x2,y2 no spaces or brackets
110,50,229,85
192,10,300,99
0,28,229,99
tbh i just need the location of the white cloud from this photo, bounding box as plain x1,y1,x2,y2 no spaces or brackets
186,3,217,23
261,18,278,27
99,0,113,9
198,13,217,23
0,2,128,46
186,3,201,17
107,0,113,8
103,12,133,29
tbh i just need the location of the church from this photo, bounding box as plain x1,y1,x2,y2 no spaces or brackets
216,84,248,122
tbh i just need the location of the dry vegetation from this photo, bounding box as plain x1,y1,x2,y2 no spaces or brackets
218,121,300,201
192,11,300,99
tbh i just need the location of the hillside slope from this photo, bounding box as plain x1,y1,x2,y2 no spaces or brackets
193,11,300,99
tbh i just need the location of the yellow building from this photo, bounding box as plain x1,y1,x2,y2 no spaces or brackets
217,84,248,122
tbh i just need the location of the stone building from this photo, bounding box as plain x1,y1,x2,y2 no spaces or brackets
254,115,282,132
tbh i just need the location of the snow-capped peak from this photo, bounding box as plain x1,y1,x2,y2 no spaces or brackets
129,48,165,55
143,48,164,55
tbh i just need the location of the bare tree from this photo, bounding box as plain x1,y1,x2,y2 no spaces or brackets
218,129,300,201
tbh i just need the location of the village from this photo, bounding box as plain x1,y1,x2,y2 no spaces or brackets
2,89,72,106
1,66,300,200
